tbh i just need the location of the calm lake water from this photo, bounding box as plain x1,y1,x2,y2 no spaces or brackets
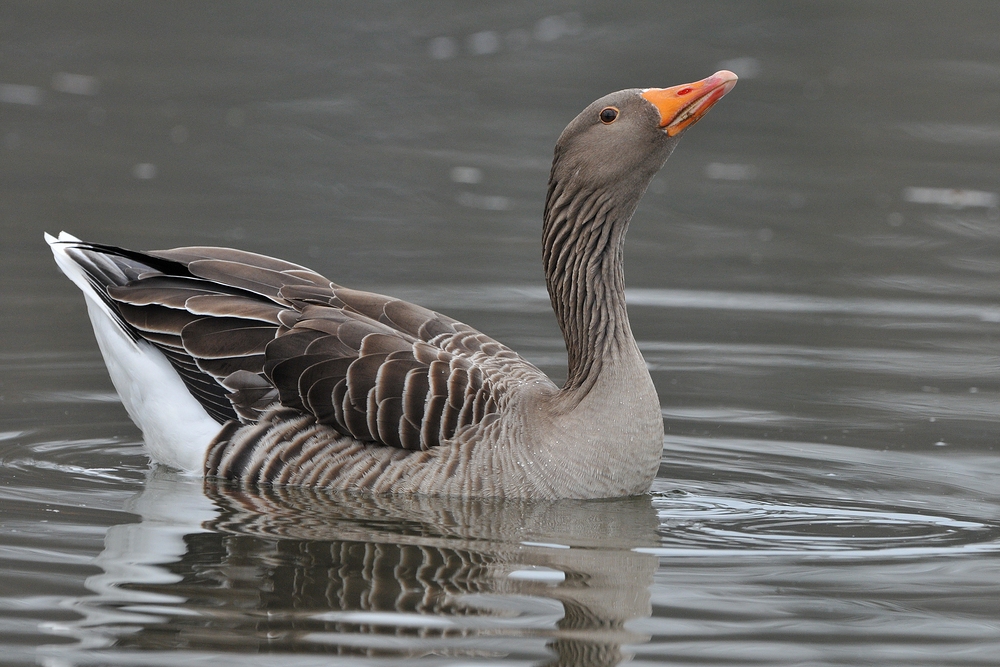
3,2,1000,665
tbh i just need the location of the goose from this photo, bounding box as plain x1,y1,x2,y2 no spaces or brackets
46,71,737,499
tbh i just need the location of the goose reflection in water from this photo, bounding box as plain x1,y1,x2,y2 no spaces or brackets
56,471,660,666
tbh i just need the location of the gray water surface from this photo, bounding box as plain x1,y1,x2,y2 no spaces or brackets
3,2,1000,665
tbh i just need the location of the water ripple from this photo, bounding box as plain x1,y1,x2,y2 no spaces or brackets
645,492,999,561
652,436,1000,562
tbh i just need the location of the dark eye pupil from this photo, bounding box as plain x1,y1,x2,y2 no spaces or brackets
600,107,618,123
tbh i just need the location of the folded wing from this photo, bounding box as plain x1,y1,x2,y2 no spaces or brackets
64,243,541,451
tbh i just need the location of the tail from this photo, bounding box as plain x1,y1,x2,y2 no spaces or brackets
46,232,223,473
46,231,140,343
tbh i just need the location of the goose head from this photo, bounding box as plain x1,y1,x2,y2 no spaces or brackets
548,70,738,205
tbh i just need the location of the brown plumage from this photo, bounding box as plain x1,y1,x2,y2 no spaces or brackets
47,71,737,498
98,245,510,455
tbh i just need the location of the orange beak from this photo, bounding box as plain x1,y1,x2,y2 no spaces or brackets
641,70,738,137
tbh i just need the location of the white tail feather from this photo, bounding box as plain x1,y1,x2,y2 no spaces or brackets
46,232,221,473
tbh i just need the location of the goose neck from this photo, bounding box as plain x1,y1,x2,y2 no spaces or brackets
542,181,640,396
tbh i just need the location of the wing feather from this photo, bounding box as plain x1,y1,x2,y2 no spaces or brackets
57,240,534,454
268,354,330,411
181,317,277,359
304,375,347,428
303,334,356,358
185,295,283,323
298,357,354,420
376,397,404,448
186,259,317,299
346,353,390,409
196,354,266,379
402,370,430,430
117,302,198,335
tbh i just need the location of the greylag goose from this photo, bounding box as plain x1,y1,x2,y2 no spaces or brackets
46,71,737,499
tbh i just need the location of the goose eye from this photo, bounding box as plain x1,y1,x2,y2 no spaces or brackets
599,107,619,124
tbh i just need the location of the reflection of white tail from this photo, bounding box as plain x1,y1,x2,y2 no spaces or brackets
42,471,218,653
45,232,220,472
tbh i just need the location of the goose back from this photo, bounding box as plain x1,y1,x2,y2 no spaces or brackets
64,242,552,453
